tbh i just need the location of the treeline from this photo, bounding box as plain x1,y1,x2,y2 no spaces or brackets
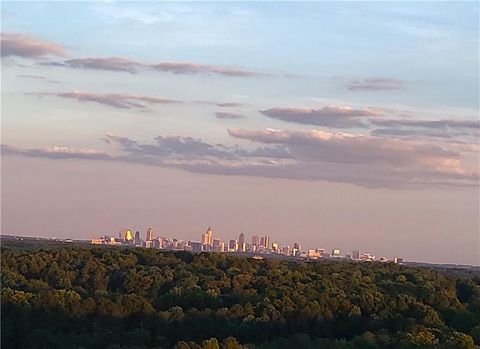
1,247,479,349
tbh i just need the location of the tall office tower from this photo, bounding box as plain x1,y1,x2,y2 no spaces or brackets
238,233,245,247
201,226,213,246
259,236,265,248
212,238,221,252
228,239,238,252
293,242,301,252
251,235,259,247
134,230,141,245
352,250,360,260
272,242,279,252
124,229,133,242
146,227,153,241
263,236,270,250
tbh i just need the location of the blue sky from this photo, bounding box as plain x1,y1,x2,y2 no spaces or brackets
1,2,479,264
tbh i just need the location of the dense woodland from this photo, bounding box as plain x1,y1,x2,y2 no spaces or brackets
2,246,480,349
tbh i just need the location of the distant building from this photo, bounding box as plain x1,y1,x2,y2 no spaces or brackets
331,249,341,258
212,238,221,252
228,239,238,252
201,226,213,246
124,229,134,242
146,227,153,241
134,230,141,245
251,235,259,248
352,250,360,260
271,242,279,253
394,257,404,264
238,233,245,249
190,241,203,253
293,242,301,252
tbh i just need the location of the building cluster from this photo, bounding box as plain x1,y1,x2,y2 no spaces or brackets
91,226,403,263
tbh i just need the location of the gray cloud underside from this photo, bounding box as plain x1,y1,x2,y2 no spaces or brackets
215,112,245,119
260,106,378,128
3,128,478,189
31,91,180,109
32,91,241,110
42,56,268,77
347,77,404,91
1,32,67,58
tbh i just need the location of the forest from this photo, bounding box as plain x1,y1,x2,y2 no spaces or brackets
2,245,480,349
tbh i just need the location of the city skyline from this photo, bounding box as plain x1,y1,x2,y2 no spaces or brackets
1,2,479,266
90,225,400,263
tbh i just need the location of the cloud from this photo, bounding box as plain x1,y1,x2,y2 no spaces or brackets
1,32,67,58
43,57,144,73
33,91,181,109
260,106,379,128
4,128,478,189
370,118,480,139
346,77,404,91
1,144,111,160
215,112,245,119
150,62,267,77
18,74,61,84
44,56,268,77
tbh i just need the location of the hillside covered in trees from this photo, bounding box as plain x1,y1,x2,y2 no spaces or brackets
2,246,480,349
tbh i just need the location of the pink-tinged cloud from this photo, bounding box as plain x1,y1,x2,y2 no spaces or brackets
44,56,269,77
1,144,111,160
260,106,379,128
44,57,145,73
150,62,268,77
4,127,478,188
34,91,181,109
347,77,404,91
1,32,67,58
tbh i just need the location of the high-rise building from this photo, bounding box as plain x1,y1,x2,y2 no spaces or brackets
238,233,245,246
352,250,360,260
272,242,279,253
201,226,213,246
263,235,270,250
212,238,221,252
293,242,301,252
134,230,141,245
124,229,133,241
228,239,238,252
251,235,259,247
259,236,265,248
146,227,153,241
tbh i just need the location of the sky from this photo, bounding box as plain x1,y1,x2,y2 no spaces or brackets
1,1,479,265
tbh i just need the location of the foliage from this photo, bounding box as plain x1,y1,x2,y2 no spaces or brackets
1,247,479,348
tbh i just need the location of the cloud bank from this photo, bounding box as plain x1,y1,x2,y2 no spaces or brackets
260,106,378,128
1,32,67,58
4,128,478,189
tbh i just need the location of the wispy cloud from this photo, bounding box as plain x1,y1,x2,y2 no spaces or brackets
215,112,245,119
1,32,67,58
260,106,379,128
346,77,404,91
43,57,144,73
44,56,269,77
371,118,480,139
33,91,181,109
18,74,61,84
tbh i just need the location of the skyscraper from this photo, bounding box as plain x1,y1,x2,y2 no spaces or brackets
201,226,213,246
124,229,133,242
251,235,259,247
146,227,153,241
134,230,141,245
238,233,245,251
